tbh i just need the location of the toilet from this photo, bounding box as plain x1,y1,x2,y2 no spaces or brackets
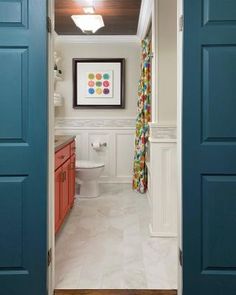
76,160,105,198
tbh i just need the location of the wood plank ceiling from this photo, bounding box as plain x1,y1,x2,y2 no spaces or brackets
55,0,142,35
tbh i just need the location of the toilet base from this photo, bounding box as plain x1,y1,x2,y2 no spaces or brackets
78,180,101,198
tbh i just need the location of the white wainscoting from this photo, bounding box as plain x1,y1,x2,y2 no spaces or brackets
55,118,136,183
55,118,178,237
148,122,178,237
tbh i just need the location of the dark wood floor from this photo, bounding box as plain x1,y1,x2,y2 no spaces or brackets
54,290,177,295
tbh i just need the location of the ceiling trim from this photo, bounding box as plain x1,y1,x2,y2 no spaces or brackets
55,34,140,44
137,0,153,40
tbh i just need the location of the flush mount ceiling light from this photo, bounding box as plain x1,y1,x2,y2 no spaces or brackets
71,14,105,34
83,6,95,14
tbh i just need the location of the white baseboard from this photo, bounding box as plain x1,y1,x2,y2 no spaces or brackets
149,224,178,238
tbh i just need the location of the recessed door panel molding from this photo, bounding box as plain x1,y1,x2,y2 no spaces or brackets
203,0,236,26
0,176,28,273
202,45,236,142
0,0,28,28
202,175,236,273
0,47,28,142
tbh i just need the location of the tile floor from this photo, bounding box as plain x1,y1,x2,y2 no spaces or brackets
55,184,178,289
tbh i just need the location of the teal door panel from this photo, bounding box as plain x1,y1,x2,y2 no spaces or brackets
183,0,236,294
0,1,48,294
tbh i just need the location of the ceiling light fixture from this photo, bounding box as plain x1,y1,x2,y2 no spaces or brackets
83,7,95,14
71,14,105,34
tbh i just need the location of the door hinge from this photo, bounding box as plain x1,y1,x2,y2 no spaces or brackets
48,248,52,267
47,16,52,33
179,15,184,32
179,248,183,267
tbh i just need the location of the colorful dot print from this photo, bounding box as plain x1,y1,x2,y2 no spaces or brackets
96,88,102,95
96,81,102,87
103,88,110,95
88,73,95,80
88,88,95,95
88,80,95,87
96,73,102,80
86,71,113,98
103,73,110,80
103,80,110,87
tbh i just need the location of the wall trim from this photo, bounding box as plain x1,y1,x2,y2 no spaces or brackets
149,122,177,140
55,117,136,130
137,0,153,40
149,225,178,238
55,34,140,44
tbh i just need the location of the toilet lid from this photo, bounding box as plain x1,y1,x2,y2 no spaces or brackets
76,160,105,169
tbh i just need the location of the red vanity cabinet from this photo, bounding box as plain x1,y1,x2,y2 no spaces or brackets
55,138,76,234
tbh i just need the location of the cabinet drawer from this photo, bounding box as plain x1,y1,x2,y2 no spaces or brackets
55,144,70,170
70,140,76,155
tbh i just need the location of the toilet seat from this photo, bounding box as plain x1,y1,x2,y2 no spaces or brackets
76,160,105,169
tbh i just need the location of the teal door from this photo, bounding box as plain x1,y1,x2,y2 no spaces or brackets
0,1,48,295
183,0,236,294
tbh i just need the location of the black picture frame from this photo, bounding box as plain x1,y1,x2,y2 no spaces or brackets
73,58,125,109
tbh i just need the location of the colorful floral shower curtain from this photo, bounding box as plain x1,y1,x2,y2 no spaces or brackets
133,38,152,194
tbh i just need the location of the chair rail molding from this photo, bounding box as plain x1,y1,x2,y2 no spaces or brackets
149,122,177,140
147,123,178,237
55,117,136,130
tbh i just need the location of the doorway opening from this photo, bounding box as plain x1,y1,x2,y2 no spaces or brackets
48,0,181,293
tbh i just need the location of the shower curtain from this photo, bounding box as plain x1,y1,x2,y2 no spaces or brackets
132,38,152,194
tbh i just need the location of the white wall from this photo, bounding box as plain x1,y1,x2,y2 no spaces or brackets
54,40,141,118
157,0,177,124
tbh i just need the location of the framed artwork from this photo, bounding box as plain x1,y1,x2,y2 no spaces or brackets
73,58,125,108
